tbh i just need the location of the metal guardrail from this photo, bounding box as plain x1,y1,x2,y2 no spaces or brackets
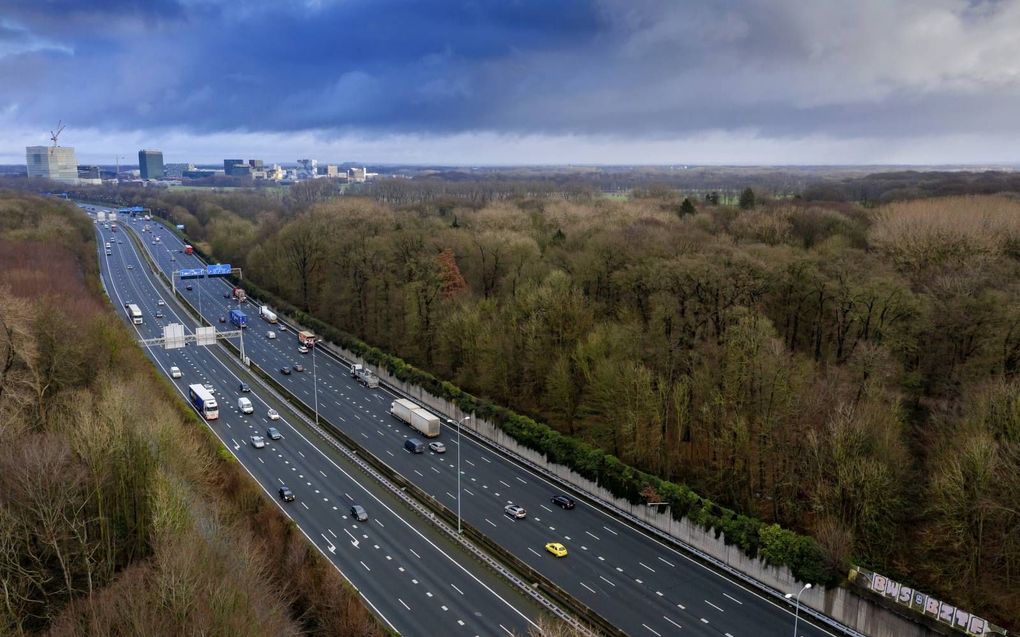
125,226,604,636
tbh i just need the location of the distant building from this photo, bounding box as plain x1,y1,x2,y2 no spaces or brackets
165,163,195,178
296,159,318,179
350,166,367,182
138,149,165,179
26,145,78,183
223,159,247,176
248,159,264,171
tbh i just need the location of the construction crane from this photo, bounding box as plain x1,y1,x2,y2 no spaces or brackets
49,121,65,147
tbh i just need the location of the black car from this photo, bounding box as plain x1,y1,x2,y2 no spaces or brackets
551,495,576,509
219,316,226,323
239,382,250,392
223,292,231,299
293,364,304,372
280,366,291,375
278,487,295,502
350,505,368,522
185,284,193,291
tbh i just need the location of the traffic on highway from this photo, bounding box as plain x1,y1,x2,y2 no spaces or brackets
93,210,544,637
95,206,842,637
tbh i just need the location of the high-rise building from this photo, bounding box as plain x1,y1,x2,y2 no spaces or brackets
138,149,165,179
223,159,247,176
26,145,79,183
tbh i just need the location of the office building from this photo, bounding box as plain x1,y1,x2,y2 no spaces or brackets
223,159,247,176
138,149,165,179
26,145,79,183
164,163,195,178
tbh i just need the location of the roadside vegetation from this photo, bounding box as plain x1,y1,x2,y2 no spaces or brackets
16,181,1020,629
0,191,384,635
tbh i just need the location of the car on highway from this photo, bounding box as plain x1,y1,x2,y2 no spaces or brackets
154,310,164,319
545,542,568,558
298,345,309,354
267,427,282,440
551,495,576,509
428,441,446,454
250,435,266,449
504,504,527,520
267,331,277,339
223,292,231,299
278,486,295,502
185,284,193,291
169,366,182,379
118,240,123,244
280,366,291,375
238,382,250,393
170,256,175,261
293,364,304,372
219,316,226,323
203,383,216,394
277,324,286,332
350,505,369,522
127,264,134,270
267,408,280,421
157,299,165,306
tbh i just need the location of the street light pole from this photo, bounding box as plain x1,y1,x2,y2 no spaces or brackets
312,344,319,426
455,414,471,533
784,583,812,637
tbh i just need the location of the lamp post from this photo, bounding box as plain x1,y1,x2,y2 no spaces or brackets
784,583,812,637
451,415,472,533
312,344,318,426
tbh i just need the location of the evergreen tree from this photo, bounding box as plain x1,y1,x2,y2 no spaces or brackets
739,187,756,210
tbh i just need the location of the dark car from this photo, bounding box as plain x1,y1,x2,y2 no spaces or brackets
278,487,295,502
185,284,193,291
551,495,576,510
293,364,304,372
239,382,250,393
266,427,282,440
350,505,368,522
280,366,291,375
219,316,226,324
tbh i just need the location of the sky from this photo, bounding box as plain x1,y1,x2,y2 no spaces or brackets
2,0,1020,166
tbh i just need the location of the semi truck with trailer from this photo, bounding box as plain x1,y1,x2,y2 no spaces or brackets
390,399,441,437
259,306,278,323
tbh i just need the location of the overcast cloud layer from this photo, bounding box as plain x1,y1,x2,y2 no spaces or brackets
2,0,1019,165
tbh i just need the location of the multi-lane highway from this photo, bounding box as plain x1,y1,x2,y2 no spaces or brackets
102,208,844,637
92,213,545,637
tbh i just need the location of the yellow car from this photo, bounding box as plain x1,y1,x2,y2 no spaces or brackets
545,542,568,558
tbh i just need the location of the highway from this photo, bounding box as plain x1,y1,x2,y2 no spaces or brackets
107,208,842,637
92,213,545,637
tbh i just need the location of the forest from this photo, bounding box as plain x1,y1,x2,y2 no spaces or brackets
22,179,1020,630
0,191,385,635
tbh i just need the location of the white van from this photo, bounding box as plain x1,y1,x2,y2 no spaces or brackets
170,366,182,379
237,397,254,414
267,331,277,339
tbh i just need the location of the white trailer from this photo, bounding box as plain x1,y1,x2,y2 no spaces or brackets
390,399,418,424
259,306,278,323
409,408,441,438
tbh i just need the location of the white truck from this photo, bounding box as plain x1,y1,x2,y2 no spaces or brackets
350,364,379,389
390,399,441,437
259,306,278,323
96,211,107,222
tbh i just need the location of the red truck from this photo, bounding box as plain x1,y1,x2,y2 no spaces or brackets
183,244,193,255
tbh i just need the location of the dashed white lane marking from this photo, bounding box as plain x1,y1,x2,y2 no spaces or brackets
723,592,743,605
602,525,618,535
585,531,601,540
657,556,676,567
580,582,597,594
528,547,542,557
639,562,655,572
599,576,616,587
450,583,464,595
706,600,725,613
663,616,682,630
642,624,661,636
360,561,370,571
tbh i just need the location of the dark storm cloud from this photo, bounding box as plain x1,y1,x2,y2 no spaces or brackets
3,0,1020,142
